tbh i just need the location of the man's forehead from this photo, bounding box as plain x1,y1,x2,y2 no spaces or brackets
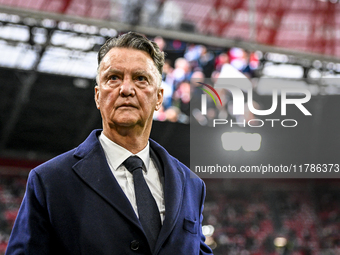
99,48,159,75
101,47,151,64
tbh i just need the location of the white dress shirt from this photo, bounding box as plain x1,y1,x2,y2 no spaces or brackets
98,132,165,223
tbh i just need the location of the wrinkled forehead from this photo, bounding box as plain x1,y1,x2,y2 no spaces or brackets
100,47,153,68
99,48,161,82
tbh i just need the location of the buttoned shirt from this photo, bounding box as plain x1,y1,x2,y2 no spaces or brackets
98,132,165,222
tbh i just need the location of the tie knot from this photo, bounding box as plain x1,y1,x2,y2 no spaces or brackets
123,156,143,174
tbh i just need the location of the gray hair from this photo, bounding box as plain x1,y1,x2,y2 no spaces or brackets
97,31,165,77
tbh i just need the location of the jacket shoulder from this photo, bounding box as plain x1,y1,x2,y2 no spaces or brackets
32,149,78,178
33,129,102,179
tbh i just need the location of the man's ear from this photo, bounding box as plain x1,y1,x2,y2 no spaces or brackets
94,85,100,109
155,87,164,111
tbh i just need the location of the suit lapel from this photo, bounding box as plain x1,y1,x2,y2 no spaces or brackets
72,130,142,231
150,140,186,254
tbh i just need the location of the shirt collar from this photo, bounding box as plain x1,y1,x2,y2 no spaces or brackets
98,132,150,172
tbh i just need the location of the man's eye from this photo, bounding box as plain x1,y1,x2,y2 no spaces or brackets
110,75,119,80
137,76,147,82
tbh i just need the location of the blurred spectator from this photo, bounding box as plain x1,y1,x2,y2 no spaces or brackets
153,105,166,121
161,59,175,109
154,35,167,51
184,44,203,64
172,57,191,88
189,70,206,115
229,47,248,71
211,70,220,83
190,70,205,84
215,52,230,72
242,51,253,78
165,106,180,122
242,51,259,79
161,80,174,110
173,80,191,117
197,46,215,78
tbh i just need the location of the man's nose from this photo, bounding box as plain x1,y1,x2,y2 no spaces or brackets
119,77,135,97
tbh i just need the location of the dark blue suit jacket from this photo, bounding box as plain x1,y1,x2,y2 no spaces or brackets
6,130,213,255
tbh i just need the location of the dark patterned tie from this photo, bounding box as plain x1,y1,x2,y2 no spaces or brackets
123,156,161,251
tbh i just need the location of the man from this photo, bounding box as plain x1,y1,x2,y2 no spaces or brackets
6,32,213,255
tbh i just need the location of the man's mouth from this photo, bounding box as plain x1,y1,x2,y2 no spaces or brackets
117,103,137,109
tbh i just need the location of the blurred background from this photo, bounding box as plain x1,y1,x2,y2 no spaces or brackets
0,0,340,254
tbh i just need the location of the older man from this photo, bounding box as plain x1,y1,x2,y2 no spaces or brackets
6,32,213,255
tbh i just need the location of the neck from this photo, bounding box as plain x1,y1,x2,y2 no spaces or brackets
102,125,151,154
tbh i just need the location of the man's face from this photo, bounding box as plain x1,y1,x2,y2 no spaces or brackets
95,47,163,134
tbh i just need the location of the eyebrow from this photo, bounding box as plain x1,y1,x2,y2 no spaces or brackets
104,68,123,76
104,68,155,81
133,70,153,79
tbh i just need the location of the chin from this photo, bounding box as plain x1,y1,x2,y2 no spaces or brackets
113,119,139,127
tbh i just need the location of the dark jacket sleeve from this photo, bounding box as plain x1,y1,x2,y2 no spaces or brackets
5,170,55,255
198,182,214,255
